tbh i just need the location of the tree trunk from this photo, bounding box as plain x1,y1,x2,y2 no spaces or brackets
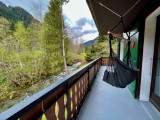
17,39,23,71
61,1,70,75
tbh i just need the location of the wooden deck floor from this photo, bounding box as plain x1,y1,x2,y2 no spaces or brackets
77,66,160,120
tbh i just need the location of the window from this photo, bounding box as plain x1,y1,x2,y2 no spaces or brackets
150,15,160,111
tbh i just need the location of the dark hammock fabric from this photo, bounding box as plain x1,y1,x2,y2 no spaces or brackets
103,34,139,88
103,57,139,88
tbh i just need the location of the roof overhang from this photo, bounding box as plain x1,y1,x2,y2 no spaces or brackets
87,0,149,35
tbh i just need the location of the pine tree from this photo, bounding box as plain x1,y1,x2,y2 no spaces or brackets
41,0,69,75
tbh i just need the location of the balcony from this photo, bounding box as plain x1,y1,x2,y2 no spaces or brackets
0,57,160,120
77,66,160,120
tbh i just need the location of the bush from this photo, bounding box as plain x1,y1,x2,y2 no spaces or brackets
67,52,86,66
85,35,117,62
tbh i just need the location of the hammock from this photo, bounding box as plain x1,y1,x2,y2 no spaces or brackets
103,34,139,88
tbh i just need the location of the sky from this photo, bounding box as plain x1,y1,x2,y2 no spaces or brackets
0,0,98,42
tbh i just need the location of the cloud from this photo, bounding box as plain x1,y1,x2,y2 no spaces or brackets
70,17,97,36
76,18,95,27
64,16,96,30
79,30,97,36
71,17,95,31
64,16,98,41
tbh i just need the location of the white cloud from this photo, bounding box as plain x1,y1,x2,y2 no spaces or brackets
63,0,93,22
63,0,98,42
82,32,99,42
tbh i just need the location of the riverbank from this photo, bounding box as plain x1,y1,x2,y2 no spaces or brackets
0,62,84,113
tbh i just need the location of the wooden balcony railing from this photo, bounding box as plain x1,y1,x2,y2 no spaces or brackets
102,57,109,66
0,57,109,120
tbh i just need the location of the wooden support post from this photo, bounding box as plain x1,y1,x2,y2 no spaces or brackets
66,83,70,120
94,63,96,78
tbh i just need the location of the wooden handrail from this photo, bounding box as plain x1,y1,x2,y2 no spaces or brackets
108,31,131,42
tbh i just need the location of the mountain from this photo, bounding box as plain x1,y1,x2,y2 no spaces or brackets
83,37,98,46
0,1,34,27
0,1,7,8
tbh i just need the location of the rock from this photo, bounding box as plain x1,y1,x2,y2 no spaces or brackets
9,91,16,100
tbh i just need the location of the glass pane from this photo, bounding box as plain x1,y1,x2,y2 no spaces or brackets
154,39,160,97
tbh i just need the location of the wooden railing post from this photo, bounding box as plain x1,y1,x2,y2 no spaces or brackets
101,57,103,65
66,83,70,120
94,63,96,79
101,57,102,65
88,67,91,91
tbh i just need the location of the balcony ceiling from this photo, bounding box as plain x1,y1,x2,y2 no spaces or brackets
87,0,149,34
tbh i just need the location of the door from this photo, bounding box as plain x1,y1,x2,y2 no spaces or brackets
150,15,160,110
123,24,139,98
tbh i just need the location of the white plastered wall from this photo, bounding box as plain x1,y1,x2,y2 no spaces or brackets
120,33,128,61
140,7,160,101
120,40,124,61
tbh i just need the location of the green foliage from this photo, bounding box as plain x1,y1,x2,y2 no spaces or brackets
41,0,69,75
67,52,86,66
0,17,14,41
97,35,105,43
0,79,14,101
0,21,43,87
67,37,86,65
85,35,117,61
0,20,45,102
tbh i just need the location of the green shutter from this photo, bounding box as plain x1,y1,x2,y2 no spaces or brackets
123,24,139,98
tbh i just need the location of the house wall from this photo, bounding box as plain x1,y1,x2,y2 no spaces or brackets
120,33,128,61
140,6,160,101
120,40,124,61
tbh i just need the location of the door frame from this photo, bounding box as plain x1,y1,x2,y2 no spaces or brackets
135,20,145,99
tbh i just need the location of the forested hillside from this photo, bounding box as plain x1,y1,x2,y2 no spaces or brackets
83,37,98,46
0,0,117,113
0,1,34,27
0,0,85,108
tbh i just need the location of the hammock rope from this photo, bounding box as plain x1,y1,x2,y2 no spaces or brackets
95,0,140,88
96,0,141,33
96,0,141,18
